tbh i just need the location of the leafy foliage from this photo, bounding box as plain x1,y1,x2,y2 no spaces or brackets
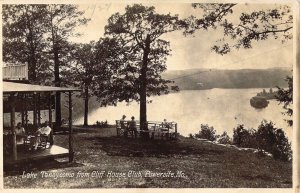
45,4,89,84
3,5,50,82
233,121,292,161
195,124,219,141
184,4,293,55
233,124,257,148
256,121,292,161
276,76,293,126
3,5,90,125
103,4,181,130
104,4,180,101
67,37,125,125
217,131,232,144
3,4,89,84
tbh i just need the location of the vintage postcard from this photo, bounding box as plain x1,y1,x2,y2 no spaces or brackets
0,0,299,192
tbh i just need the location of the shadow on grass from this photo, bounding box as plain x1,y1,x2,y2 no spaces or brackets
4,158,84,177
86,136,224,158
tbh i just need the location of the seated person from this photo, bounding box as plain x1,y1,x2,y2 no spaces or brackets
117,115,126,135
33,121,52,150
37,121,52,136
161,119,171,130
120,115,127,128
161,119,172,139
128,116,137,138
15,122,26,145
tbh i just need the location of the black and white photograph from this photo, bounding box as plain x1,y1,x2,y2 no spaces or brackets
1,0,298,190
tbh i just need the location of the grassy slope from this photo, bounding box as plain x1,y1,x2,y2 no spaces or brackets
4,127,292,188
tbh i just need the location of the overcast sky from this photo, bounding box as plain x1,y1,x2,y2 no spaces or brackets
70,3,293,71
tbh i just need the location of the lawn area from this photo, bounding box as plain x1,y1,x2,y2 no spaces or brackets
3,126,292,188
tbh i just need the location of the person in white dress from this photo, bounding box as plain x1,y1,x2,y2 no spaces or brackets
15,122,26,145
33,121,52,150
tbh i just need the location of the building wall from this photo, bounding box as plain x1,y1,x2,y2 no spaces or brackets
3,63,28,80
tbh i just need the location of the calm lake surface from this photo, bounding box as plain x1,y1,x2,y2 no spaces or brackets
75,89,292,140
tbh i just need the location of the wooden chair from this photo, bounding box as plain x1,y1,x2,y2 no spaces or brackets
24,135,32,149
116,120,130,137
38,134,51,149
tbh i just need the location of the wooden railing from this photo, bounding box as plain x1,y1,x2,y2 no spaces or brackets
116,120,178,140
3,64,28,80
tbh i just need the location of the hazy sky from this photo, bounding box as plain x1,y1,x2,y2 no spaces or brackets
70,3,293,71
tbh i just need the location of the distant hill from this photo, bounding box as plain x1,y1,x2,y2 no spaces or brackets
163,67,292,90
64,67,292,121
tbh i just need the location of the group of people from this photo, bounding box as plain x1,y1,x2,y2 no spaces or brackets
120,115,137,138
15,121,52,150
119,115,174,138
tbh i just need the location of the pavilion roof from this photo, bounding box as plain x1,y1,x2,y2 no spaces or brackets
3,81,80,94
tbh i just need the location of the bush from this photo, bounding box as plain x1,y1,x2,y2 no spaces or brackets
94,120,108,128
218,131,232,144
188,133,194,139
256,121,292,161
273,129,292,161
233,125,257,148
192,121,292,161
233,121,292,161
195,124,218,141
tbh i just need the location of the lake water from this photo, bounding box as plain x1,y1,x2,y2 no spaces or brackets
75,89,292,140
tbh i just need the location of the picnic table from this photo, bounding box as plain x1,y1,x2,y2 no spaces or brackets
116,120,178,140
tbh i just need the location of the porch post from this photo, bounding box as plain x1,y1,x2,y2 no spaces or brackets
33,92,37,127
37,93,41,126
49,92,54,145
21,95,25,126
10,93,17,161
68,91,74,162
24,94,28,127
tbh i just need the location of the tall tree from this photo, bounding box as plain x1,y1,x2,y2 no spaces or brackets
45,5,89,126
3,4,50,82
69,38,119,126
69,42,97,126
104,4,180,135
3,4,90,127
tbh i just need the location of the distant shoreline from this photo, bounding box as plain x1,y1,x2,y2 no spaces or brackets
164,67,292,90
67,87,287,122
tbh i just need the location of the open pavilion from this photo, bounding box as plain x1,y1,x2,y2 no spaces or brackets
3,81,80,165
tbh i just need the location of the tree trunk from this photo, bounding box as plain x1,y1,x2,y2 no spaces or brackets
50,10,62,129
83,84,89,126
26,8,37,82
54,49,61,128
33,93,37,126
10,94,17,161
28,53,37,82
28,31,37,82
140,35,151,138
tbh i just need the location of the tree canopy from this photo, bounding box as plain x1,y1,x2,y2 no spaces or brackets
3,5,50,82
103,4,180,131
183,4,293,55
3,4,90,127
69,38,123,125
